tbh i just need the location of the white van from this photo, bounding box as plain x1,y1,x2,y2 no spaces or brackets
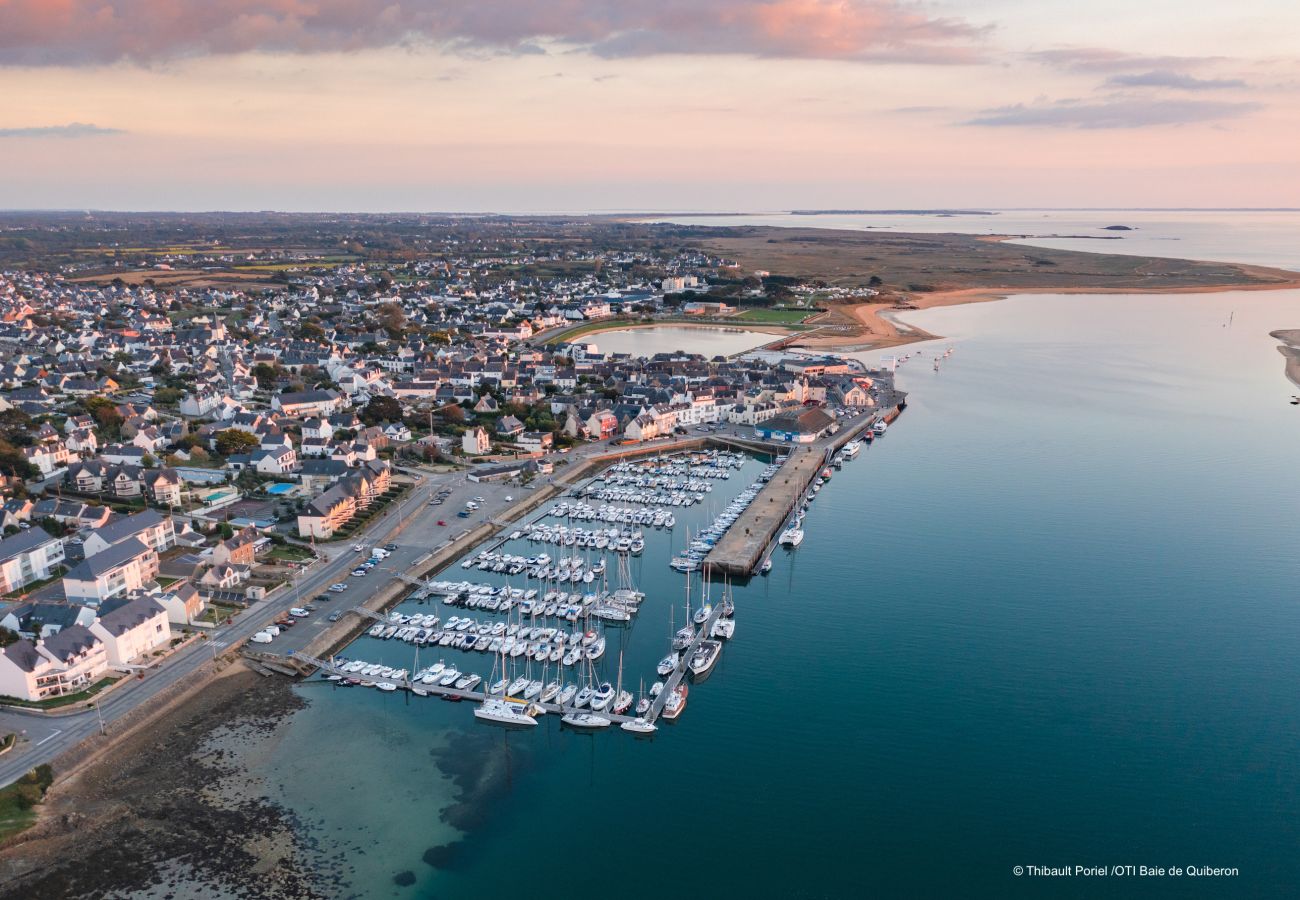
250,631,274,644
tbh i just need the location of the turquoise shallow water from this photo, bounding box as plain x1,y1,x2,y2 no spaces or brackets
263,284,1300,898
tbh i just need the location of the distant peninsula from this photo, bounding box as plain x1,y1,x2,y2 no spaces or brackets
790,209,996,216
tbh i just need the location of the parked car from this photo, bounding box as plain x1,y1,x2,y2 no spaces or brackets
436,519,447,526
328,583,348,592
383,543,398,552
250,631,274,644
457,510,470,518
327,611,342,622
504,495,513,502
351,568,367,577
289,607,310,617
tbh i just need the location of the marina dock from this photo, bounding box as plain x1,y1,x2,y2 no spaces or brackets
646,600,726,722
703,400,905,577
290,652,644,725
702,447,826,577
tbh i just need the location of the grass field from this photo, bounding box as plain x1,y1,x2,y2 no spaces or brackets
692,226,1297,293
0,763,53,842
0,677,119,710
735,308,812,324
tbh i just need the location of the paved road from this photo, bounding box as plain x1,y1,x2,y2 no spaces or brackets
0,472,443,788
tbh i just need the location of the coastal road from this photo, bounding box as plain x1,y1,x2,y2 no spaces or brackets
0,471,449,788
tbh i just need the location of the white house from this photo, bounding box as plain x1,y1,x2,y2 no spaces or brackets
0,626,108,702
63,537,160,607
89,596,170,666
180,390,224,417
0,527,66,594
81,509,176,558
462,426,491,455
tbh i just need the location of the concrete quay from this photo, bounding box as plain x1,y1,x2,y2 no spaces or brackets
702,445,826,577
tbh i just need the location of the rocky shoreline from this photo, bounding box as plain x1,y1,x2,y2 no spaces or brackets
0,666,323,900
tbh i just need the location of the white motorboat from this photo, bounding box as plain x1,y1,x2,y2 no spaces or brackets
438,668,461,686
561,712,611,730
689,640,722,678
455,673,481,691
589,682,614,711
507,676,530,696
620,718,656,734
657,652,679,677
556,684,578,706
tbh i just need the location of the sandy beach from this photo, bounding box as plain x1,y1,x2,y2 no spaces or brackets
1270,329,1300,387
791,273,1300,353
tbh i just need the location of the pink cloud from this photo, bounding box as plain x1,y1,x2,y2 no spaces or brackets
0,0,984,66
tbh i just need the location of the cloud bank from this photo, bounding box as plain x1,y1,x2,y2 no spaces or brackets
1105,70,1247,91
1027,47,1222,74
964,98,1259,129
0,0,984,66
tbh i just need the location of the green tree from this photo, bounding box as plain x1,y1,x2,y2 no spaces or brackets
361,395,404,426
215,429,259,456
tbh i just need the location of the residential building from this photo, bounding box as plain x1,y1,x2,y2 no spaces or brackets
62,537,160,607
0,527,66,594
89,595,170,665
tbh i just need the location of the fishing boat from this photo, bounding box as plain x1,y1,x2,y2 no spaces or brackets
661,684,688,720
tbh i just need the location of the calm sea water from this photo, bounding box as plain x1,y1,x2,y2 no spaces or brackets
255,221,1300,898
646,210,1300,271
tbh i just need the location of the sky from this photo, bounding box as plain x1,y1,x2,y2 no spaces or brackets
0,0,1297,212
